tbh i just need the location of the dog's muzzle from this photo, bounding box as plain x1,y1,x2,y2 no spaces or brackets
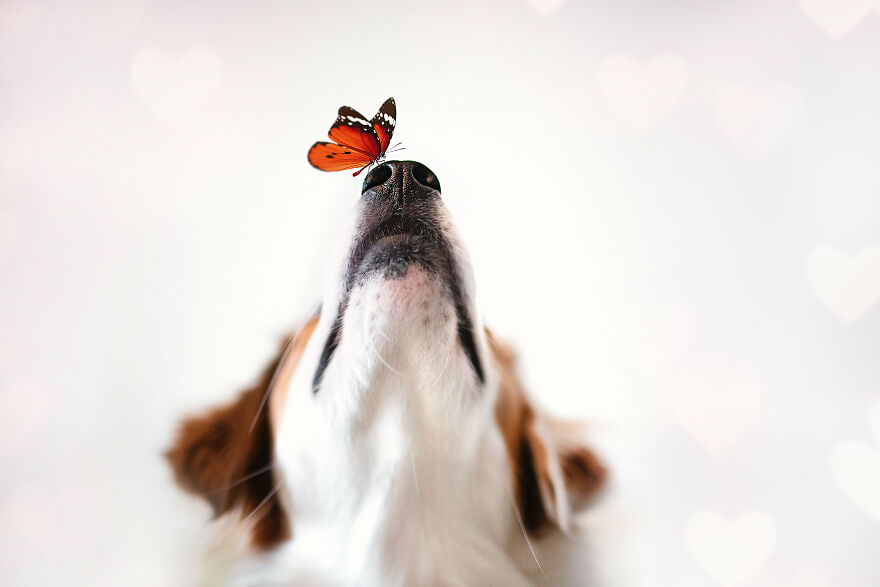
312,160,484,392
350,161,446,282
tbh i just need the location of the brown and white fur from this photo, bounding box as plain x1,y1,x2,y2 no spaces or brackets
166,161,606,586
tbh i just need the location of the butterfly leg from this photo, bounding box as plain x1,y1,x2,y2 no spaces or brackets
352,161,373,177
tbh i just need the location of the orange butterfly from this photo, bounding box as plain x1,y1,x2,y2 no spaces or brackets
307,97,399,176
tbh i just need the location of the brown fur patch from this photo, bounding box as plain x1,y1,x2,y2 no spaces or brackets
488,329,607,534
165,318,318,550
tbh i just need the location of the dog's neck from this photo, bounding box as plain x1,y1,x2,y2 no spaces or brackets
268,270,530,585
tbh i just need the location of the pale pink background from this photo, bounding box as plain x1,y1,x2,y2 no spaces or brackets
1,0,879,585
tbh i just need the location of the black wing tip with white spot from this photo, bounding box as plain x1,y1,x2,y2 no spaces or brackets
336,106,371,124
376,97,396,121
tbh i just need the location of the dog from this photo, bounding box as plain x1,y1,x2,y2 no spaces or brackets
166,161,607,585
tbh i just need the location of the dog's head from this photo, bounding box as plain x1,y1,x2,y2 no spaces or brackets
167,161,605,582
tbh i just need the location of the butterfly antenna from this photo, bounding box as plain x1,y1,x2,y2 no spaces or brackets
386,141,406,154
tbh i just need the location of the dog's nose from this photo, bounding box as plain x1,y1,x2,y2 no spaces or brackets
361,160,441,200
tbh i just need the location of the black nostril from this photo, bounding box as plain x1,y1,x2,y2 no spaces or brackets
411,163,441,193
362,163,393,193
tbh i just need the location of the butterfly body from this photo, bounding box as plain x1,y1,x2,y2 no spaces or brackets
308,97,397,176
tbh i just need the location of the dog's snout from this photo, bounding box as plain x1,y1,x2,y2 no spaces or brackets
361,160,441,200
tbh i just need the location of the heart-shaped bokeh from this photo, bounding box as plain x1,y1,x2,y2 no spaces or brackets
798,0,877,38
685,510,777,586
806,246,880,322
830,397,880,521
598,55,689,130
672,353,764,456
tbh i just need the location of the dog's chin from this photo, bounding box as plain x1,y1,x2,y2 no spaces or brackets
347,231,484,385
357,234,446,281
352,237,455,327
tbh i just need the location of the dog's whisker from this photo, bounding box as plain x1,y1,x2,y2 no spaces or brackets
364,318,402,376
241,481,284,525
375,323,392,342
428,344,451,388
249,332,296,434
370,336,402,376
409,447,420,496
508,491,546,579
210,463,277,493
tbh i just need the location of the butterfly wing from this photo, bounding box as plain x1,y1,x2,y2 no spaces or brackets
370,97,396,153
308,98,397,175
307,142,372,172
327,107,382,159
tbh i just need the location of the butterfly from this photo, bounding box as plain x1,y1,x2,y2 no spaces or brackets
307,97,400,177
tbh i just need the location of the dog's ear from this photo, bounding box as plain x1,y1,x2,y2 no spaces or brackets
515,408,607,533
489,330,607,534
165,338,291,549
